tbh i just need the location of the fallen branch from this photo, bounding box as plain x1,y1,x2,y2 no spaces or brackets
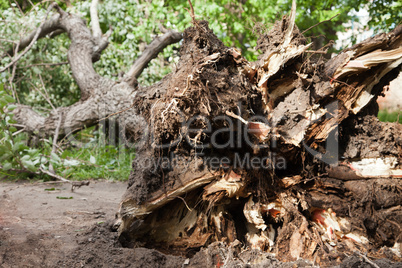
39,167,70,183
19,61,68,69
0,3,59,73
124,29,182,83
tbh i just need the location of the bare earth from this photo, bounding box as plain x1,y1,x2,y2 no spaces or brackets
0,180,184,268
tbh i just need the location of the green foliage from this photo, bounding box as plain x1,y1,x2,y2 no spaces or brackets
367,0,402,32
0,0,9,9
0,85,42,176
378,109,402,124
59,143,135,181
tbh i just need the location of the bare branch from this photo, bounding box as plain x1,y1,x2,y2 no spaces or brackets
19,61,69,69
39,167,70,183
48,112,63,175
2,13,63,59
8,42,19,100
124,29,182,84
90,0,102,39
0,3,60,73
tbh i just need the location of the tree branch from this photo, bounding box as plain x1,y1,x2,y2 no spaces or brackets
1,4,63,68
48,112,63,175
48,4,112,99
39,167,70,182
124,29,182,85
90,0,102,39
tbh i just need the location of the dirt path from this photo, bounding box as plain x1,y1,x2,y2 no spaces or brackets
0,180,184,268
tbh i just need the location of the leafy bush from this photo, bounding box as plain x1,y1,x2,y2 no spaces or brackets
0,84,133,181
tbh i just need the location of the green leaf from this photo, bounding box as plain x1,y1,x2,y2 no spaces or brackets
2,162,12,171
8,126,17,133
12,141,27,153
21,154,31,161
4,95,15,103
21,159,37,172
0,154,11,162
50,152,61,163
7,104,16,111
56,196,73,199
44,188,56,191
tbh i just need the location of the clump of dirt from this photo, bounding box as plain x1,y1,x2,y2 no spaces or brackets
341,115,402,159
255,15,306,60
57,223,185,268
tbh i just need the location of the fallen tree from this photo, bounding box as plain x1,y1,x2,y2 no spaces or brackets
116,3,402,266
3,1,402,266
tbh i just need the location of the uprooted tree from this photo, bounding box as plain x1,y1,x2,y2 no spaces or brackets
2,1,402,265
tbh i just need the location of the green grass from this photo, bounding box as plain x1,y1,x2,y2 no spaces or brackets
59,144,135,181
378,109,402,124
0,126,135,181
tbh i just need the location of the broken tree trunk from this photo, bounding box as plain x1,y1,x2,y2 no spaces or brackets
117,5,402,266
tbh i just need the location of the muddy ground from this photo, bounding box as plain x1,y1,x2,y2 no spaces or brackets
0,180,400,267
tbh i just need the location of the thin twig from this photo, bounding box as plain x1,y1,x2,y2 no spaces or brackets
173,196,193,211
97,103,135,122
9,42,19,82
302,14,340,35
355,251,380,268
8,42,20,102
38,73,56,110
29,81,56,111
304,50,328,54
39,167,70,182
48,112,63,174
19,61,68,69
225,111,249,125
0,2,57,73
187,0,196,25
12,128,26,136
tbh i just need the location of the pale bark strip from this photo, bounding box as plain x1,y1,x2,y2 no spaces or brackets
90,0,102,39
